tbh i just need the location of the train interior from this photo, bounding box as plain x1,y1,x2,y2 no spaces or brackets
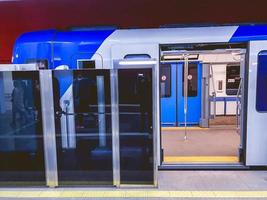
159,43,246,165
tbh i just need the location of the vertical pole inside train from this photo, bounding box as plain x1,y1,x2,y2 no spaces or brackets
97,76,106,147
183,55,189,140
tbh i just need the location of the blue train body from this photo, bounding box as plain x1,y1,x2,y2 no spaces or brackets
12,25,267,127
12,28,115,69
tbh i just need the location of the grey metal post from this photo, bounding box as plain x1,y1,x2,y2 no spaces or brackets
183,55,189,140
152,65,158,187
210,66,217,119
97,76,106,147
239,52,246,150
39,70,58,187
200,64,210,128
110,68,120,186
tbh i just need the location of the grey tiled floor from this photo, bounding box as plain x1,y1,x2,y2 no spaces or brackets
1,170,267,199
158,170,267,190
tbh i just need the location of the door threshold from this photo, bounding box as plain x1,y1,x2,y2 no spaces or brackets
159,163,248,170
164,156,239,163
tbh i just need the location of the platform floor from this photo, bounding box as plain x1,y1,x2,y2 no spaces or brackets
162,126,240,163
1,170,267,199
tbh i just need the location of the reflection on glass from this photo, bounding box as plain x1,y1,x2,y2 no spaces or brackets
118,69,154,185
226,64,240,95
53,70,113,185
182,63,198,97
160,64,171,98
0,71,45,185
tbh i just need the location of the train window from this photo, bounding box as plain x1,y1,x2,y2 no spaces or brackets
160,64,171,97
217,80,223,92
256,51,267,112
182,63,198,97
124,54,151,59
26,59,48,69
77,60,95,69
226,64,240,95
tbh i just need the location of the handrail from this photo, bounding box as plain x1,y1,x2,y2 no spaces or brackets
236,78,242,134
210,65,217,119
57,111,147,116
236,78,242,99
183,54,189,140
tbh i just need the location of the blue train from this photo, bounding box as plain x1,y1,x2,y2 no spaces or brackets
12,26,250,127
9,24,267,169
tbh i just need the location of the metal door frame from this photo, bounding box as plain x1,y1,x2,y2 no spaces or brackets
39,70,58,187
49,68,119,187
0,64,58,187
112,59,158,187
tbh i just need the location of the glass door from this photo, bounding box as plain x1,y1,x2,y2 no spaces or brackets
113,59,157,186
52,69,113,185
0,67,45,186
118,69,153,184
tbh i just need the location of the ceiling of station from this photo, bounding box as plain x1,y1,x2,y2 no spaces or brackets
0,0,266,62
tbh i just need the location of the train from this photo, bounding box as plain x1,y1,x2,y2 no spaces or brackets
11,26,243,127
5,24,267,173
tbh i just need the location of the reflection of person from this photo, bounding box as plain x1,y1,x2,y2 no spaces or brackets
74,73,96,129
74,73,84,128
11,80,26,126
136,73,152,132
52,77,62,116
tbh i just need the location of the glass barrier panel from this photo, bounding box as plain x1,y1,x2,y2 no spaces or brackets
52,69,113,185
0,71,45,186
118,68,154,185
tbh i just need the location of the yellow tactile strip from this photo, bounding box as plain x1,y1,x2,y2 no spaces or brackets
0,190,267,198
164,156,239,163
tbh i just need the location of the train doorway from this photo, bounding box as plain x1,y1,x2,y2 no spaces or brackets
159,44,246,166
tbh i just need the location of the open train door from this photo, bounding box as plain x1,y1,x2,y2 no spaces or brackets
246,41,267,166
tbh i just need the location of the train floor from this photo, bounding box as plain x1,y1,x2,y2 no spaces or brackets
162,123,240,164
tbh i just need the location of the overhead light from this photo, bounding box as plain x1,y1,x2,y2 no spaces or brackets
162,54,199,60
118,60,157,66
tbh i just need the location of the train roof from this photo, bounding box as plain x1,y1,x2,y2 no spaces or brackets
14,24,267,45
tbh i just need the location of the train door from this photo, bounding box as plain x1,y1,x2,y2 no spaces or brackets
160,62,202,126
177,62,202,126
246,41,267,166
160,47,245,166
